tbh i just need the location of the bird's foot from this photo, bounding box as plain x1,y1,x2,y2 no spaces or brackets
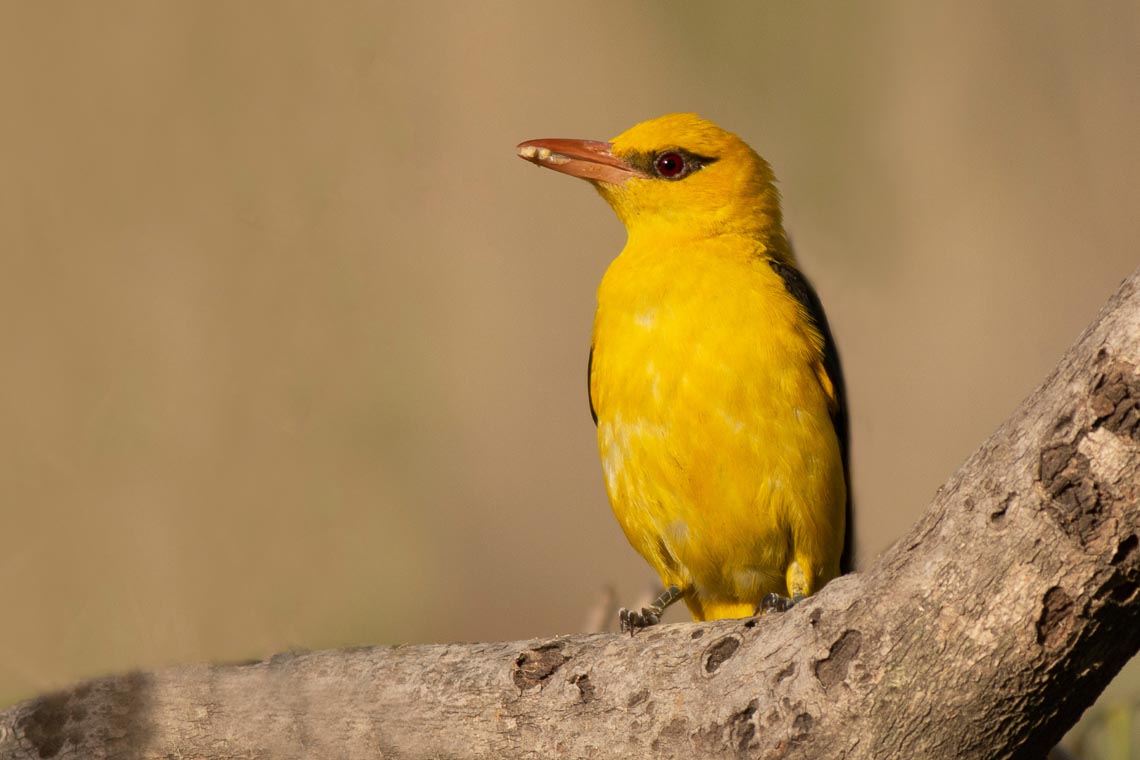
755,592,805,615
618,606,661,634
619,585,683,635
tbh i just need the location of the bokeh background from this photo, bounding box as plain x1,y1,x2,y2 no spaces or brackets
1,1,1137,751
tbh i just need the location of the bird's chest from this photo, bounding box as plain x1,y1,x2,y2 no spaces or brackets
591,247,826,494
590,250,804,432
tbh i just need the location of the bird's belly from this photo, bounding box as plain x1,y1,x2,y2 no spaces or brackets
598,393,811,602
592,285,844,612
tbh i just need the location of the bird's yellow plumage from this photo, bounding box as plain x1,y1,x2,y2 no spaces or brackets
518,114,848,625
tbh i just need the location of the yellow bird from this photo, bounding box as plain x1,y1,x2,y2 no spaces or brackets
518,114,850,630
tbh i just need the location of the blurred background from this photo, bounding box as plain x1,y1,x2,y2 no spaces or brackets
1,0,1137,752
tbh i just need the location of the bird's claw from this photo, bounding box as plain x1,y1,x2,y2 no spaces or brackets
618,585,683,635
619,606,662,635
755,592,803,615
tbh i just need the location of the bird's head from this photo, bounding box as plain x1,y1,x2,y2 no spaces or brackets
518,113,785,248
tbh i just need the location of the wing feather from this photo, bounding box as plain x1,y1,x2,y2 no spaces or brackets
768,259,855,574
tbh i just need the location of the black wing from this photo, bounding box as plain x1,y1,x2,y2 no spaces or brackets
587,344,598,425
769,258,855,574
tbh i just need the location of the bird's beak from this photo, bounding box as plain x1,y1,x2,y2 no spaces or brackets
516,138,646,185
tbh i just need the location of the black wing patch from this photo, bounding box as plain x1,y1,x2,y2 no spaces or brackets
768,258,855,574
587,344,598,426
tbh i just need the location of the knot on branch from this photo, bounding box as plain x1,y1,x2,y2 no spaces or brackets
1036,587,1075,650
728,699,759,753
1039,359,1140,546
512,642,569,692
1091,360,1140,440
814,630,863,690
1040,442,1103,537
702,635,742,675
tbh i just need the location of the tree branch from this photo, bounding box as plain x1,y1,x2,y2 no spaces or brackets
3,268,1139,760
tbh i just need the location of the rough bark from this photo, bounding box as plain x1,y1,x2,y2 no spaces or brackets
2,268,1139,760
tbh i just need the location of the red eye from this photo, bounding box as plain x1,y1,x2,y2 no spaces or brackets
654,151,686,178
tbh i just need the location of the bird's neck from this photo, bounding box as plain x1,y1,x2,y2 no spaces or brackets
623,214,792,263
614,181,792,261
